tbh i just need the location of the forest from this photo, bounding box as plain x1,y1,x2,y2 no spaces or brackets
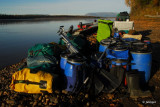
125,0,160,16
0,14,98,19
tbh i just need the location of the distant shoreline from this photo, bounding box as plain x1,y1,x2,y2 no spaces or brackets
0,15,116,20
0,15,99,20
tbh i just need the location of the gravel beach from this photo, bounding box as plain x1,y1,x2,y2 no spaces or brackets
1,18,160,106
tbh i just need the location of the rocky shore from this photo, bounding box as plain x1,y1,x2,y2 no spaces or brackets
1,18,160,106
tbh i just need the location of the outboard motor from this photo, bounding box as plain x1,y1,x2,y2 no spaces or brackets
130,42,152,82
64,54,86,92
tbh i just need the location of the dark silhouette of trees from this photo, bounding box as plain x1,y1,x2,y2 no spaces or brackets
0,14,99,19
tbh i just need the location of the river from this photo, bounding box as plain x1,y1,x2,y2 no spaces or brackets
0,18,114,69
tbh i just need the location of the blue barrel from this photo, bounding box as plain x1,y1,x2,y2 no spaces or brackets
99,38,116,52
122,38,138,42
107,42,129,60
142,37,151,44
131,51,152,82
64,54,85,92
110,49,129,69
111,59,128,66
60,53,70,71
107,42,129,69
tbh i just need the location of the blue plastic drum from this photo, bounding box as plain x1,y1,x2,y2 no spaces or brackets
131,51,152,82
107,42,129,60
107,42,129,69
64,54,85,92
110,49,129,69
142,37,151,44
99,38,116,52
60,53,70,71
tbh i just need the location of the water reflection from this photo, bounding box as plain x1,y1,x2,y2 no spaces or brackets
0,19,94,69
0,18,114,69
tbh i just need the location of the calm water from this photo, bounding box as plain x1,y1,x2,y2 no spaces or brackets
0,18,114,69
0,19,94,69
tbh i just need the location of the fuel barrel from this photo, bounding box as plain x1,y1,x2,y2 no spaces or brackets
60,53,71,71
64,54,85,92
99,38,116,52
130,42,152,82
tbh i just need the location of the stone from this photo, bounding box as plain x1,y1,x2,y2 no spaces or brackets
33,94,39,100
18,104,23,107
45,95,49,98
49,96,58,104
6,100,16,105
55,90,60,94
2,77,5,80
30,102,33,105
110,104,115,107
42,99,45,103
38,102,42,106
138,104,144,107
49,103,53,106
86,102,90,107
33,101,38,106
9,96,13,100
85,94,89,99
107,94,114,100
0,91,3,96
39,96,42,101
3,91,8,96
46,98,50,105
1,103,5,107
62,90,68,94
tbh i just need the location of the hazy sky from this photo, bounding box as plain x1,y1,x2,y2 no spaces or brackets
0,0,130,15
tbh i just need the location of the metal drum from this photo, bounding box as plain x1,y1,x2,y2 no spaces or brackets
60,53,71,71
130,42,152,82
64,54,85,92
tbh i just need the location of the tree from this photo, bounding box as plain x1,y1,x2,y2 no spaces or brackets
152,0,160,6
125,0,136,7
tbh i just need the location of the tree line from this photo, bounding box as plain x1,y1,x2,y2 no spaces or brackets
0,14,99,19
125,0,160,8
125,0,160,15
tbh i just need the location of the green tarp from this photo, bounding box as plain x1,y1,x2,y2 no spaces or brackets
59,33,86,50
97,19,113,42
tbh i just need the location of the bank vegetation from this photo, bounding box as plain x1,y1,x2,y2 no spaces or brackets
125,0,160,18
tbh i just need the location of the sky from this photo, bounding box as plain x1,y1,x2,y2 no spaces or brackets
0,0,130,15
